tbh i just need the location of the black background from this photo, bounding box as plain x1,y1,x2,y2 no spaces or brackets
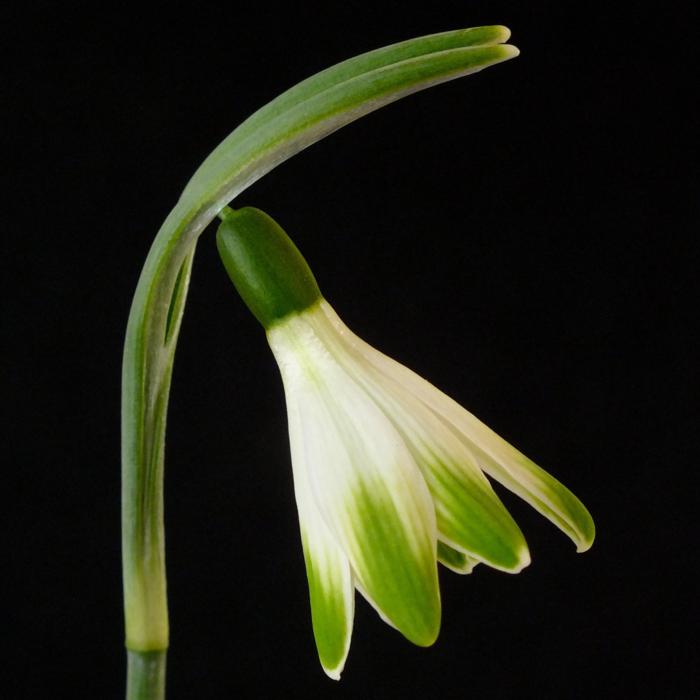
7,2,697,698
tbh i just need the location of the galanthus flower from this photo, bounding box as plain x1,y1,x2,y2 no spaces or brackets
216,205,595,679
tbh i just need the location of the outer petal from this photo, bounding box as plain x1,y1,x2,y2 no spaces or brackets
269,311,441,647
318,301,595,553
310,305,529,573
285,391,353,679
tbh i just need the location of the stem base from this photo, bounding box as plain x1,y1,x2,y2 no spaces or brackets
127,650,167,700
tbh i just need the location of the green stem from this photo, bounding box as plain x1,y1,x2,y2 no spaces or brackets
127,651,167,700
122,244,195,657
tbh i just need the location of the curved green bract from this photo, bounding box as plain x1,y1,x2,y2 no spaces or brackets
121,26,519,657
216,207,321,328
181,25,513,201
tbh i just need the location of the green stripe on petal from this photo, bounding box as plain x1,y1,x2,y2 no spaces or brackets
383,409,529,573
416,400,595,553
422,451,530,573
342,478,440,646
285,391,353,679
304,386,440,647
300,528,353,679
319,302,595,553
456,442,596,553
437,541,480,574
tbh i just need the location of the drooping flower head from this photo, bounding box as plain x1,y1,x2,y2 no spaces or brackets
216,206,594,679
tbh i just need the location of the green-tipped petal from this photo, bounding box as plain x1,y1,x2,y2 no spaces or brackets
332,313,595,552
338,478,439,647
303,373,439,646
302,530,353,680
269,310,441,647
465,443,596,553
411,396,595,553
313,302,530,573
437,541,480,574
364,382,530,573
285,394,353,679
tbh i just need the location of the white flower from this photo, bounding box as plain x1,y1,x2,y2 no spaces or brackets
216,206,595,680
267,299,594,679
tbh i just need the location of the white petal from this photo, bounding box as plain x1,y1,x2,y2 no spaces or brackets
285,388,353,679
316,300,595,553
269,307,441,646
307,304,529,573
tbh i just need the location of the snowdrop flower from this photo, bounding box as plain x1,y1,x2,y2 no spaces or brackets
216,206,595,680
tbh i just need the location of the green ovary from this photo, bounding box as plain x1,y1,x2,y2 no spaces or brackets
216,207,322,329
